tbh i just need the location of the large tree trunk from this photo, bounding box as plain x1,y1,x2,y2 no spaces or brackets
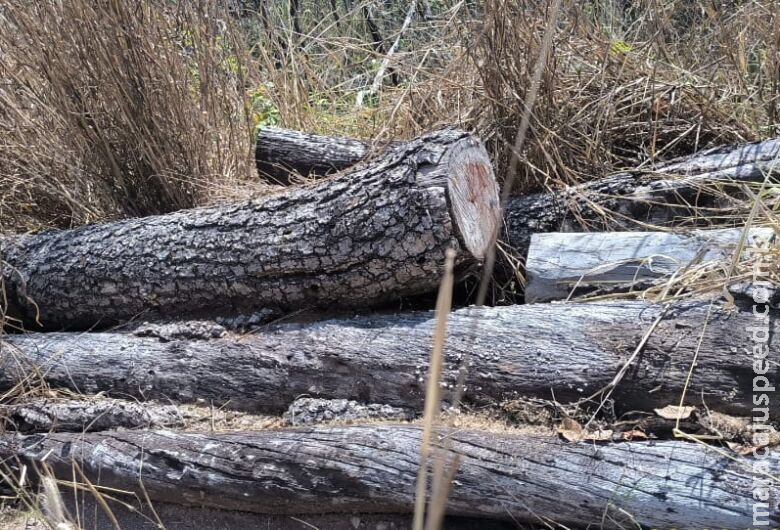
525,227,773,302
1,301,769,417
253,127,779,254
2,426,772,527
1,129,499,330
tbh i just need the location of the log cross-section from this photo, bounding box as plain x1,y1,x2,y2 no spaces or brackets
1,129,499,329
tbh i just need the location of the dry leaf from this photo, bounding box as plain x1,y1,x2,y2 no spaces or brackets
622,429,648,441
654,405,695,420
558,418,612,442
584,429,613,441
727,442,756,456
557,417,584,442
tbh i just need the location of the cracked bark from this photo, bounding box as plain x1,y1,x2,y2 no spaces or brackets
1,129,499,330
1,301,771,417
0,397,184,433
255,128,373,184
253,128,780,256
1,426,773,527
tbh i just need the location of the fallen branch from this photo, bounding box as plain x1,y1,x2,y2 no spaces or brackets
0,301,768,417
505,137,780,255
2,426,772,527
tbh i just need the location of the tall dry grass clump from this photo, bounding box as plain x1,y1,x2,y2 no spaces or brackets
0,1,257,232
461,0,778,194
244,1,778,198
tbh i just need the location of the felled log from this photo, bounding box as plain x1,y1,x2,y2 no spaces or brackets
525,227,774,302
2,426,772,527
1,301,770,417
0,397,183,433
505,137,780,255
1,129,499,330
255,127,371,184
253,127,779,254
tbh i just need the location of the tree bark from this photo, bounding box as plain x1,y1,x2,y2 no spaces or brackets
0,397,184,433
2,426,773,527
255,127,371,184
1,129,499,330
1,301,771,417
525,227,773,302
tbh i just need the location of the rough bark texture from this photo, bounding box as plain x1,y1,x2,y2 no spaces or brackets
1,129,498,330
525,227,774,302
1,301,772,417
283,397,414,426
255,127,371,184
0,397,184,433
505,137,780,256
2,426,774,527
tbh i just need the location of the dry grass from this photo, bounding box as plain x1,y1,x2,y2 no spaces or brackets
1,1,777,232
247,1,779,192
0,0,258,233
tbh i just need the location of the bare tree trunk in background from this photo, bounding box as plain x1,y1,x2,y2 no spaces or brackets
362,1,400,85
289,0,303,36
329,0,341,29
356,1,416,107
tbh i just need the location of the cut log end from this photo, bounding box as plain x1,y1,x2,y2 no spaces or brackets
445,138,501,260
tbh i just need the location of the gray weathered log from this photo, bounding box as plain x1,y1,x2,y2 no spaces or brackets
525,227,775,302
505,137,780,256
2,426,774,527
255,127,371,184
1,129,499,330
1,301,772,417
0,397,184,433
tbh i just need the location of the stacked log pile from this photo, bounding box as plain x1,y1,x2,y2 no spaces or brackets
0,128,778,528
